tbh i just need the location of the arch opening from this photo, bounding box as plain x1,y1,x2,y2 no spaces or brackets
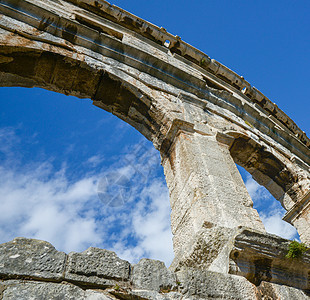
228,134,307,240
0,86,174,266
0,46,169,148
237,165,299,241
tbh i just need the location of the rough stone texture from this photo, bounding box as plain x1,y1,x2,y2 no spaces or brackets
132,258,177,292
171,227,310,291
65,247,130,287
128,290,182,300
230,228,310,290
257,281,310,300
176,268,258,299
162,130,265,260
0,280,114,299
0,237,66,281
109,288,183,300
170,225,238,274
1,278,309,300
0,238,309,299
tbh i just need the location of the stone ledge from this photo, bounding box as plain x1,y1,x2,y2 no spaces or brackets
0,238,130,288
0,280,114,300
230,228,310,290
1,276,308,299
170,226,310,292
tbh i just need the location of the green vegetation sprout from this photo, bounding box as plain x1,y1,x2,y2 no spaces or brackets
286,241,308,259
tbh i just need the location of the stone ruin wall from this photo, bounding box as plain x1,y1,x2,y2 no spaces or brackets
0,0,310,299
0,237,309,299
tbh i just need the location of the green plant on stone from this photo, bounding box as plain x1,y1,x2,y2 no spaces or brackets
286,241,309,259
113,284,120,291
244,120,254,128
200,57,208,67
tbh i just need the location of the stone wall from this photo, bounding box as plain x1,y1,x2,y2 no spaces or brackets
0,237,309,299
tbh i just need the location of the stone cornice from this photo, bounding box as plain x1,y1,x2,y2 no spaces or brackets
64,0,310,149
283,190,310,223
159,119,195,158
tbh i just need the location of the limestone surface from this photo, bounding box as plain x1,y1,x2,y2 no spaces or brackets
65,247,130,286
171,226,310,291
0,238,308,299
0,280,114,300
132,258,177,292
0,237,66,281
176,268,258,300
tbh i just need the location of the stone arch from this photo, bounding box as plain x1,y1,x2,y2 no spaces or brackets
227,131,304,210
224,130,310,241
0,45,170,148
1,0,310,263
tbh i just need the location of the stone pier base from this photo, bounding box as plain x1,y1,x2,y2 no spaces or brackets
0,236,309,299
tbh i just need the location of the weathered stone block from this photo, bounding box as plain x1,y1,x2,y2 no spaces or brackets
176,268,257,300
170,225,236,274
0,238,66,281
132,258,177,292
129,290,182,300
230,228,310,290
171,226,310,293
1,0,310,298
0,280,114,299
257,281,309,300
64,247,130,287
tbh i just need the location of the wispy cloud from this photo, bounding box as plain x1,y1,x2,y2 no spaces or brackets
0,127,21,161
85,154,105,167
259,209,298,240
0,127,174,265
244,175,298,240
0,159,104,253
114,179,173,264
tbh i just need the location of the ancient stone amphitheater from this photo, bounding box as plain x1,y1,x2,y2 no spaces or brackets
0,0,309,299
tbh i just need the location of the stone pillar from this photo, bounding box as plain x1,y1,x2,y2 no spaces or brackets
160,120,265,260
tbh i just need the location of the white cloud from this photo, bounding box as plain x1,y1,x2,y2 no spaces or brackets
98,141,174,266
260,209,298,240
0,128,174,266
0,161,104,253
1,125,303,269
244,175,299,240
244,175,271,203
131,180,173,265
0,127,21,161
85,154,105,167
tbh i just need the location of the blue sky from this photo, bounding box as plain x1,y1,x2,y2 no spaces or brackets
0,0,309,265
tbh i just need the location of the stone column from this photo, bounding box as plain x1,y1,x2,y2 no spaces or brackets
160,120,265,260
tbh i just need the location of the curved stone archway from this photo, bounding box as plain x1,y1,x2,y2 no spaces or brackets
1,0,310,278
0,43,171,148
